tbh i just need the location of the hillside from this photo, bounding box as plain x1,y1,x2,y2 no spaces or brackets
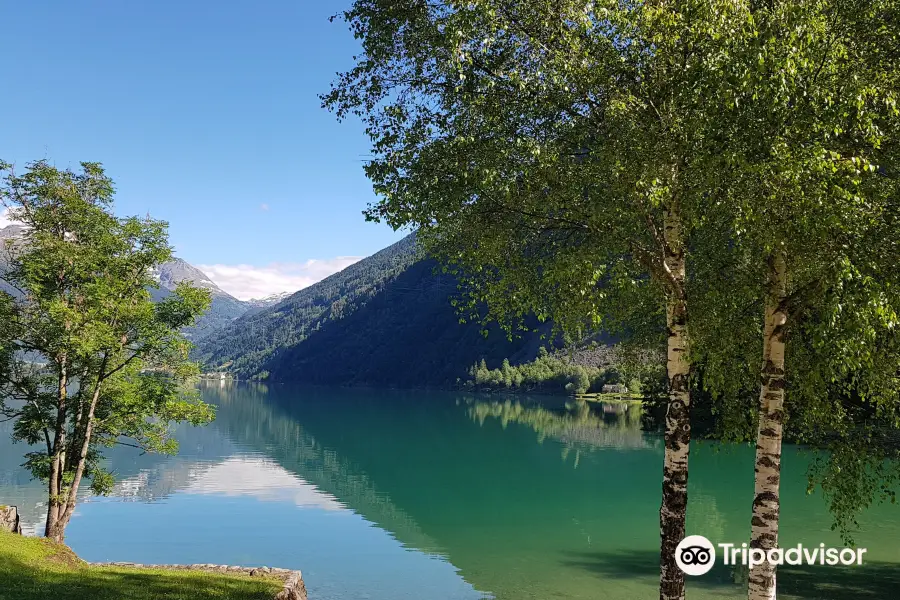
193,235,420,377
194,235,553,387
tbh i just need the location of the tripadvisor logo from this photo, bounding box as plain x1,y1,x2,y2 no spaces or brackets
675,535,716,576
675,535,868,576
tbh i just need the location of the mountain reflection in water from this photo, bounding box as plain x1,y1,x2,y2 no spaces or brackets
1,382,899,600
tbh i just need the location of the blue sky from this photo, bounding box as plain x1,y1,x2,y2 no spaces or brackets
0,1,405,299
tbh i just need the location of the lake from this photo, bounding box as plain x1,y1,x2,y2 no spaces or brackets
2,382,899,599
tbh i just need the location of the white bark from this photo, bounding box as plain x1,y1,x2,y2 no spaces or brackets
748,252,787,600
659,208,691,600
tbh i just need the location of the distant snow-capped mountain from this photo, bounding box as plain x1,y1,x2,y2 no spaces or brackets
0,223,26,241
246,290,294,308
152,258,232,298
149,259,249,338
0,225,27,297
1,225,248,338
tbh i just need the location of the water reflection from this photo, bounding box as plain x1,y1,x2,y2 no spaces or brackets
196,385,680,600
113,456,347,511
2,383,899,600
467,397,653,452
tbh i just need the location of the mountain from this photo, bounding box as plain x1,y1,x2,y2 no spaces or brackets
152,258,225,297
242,291,295,317
194,235,419,376
1,225,249,339
150,258,250,338
0,225,26,296
0,224,26,241
194,234,553,387
246,291,294,308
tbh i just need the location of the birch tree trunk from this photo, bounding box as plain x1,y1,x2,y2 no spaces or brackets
748,252,788,600
659,208,692,600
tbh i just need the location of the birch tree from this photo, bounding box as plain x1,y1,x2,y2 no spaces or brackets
323,2,753,598
0,160,213,543
703,3,900,598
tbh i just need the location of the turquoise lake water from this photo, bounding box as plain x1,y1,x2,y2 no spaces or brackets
1,382,899,599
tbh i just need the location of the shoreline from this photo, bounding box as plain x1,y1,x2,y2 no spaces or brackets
0,527,308,600
90,562,308,600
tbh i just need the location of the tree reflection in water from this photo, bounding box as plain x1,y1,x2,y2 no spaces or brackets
466,397,655,462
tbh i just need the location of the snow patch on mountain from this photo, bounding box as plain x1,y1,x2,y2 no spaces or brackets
246,290,294,308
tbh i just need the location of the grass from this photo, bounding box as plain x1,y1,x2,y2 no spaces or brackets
0,530,283,600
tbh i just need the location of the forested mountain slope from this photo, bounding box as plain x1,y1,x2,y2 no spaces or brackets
194,234,553,386
193,234,420,377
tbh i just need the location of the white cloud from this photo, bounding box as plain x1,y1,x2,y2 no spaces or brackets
197,256,363,301
259,203,269,211
182,456,347,511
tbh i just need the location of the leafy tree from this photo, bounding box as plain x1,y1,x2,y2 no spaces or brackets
571,367,591,395
322,3,760,597
681,3,900,598
466,349,628,395
0,160,213,543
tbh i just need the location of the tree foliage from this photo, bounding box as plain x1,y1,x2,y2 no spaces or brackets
0,160,213,542
322,3,900,598
322,3,759,598
684,2,900,567
467,346,631,395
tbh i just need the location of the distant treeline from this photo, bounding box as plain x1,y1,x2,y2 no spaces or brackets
466,347,640,395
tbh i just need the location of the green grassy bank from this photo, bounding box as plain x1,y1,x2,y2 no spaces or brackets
0,530,282,600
